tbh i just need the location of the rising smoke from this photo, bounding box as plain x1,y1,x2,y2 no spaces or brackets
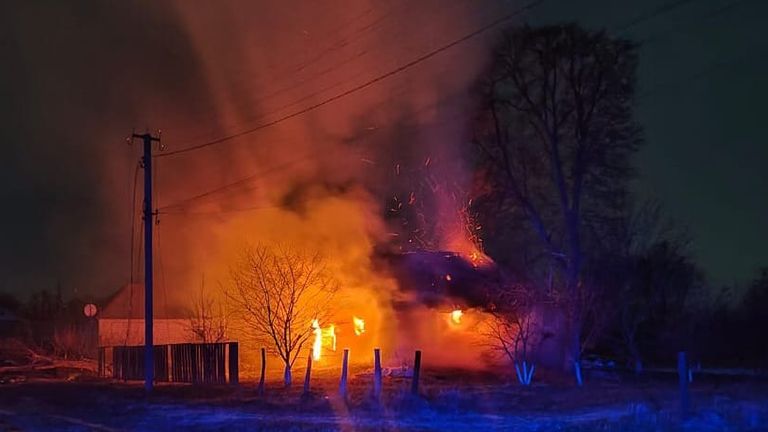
1,0,522,367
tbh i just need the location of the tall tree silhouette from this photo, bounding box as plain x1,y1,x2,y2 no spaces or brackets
472,24,641,368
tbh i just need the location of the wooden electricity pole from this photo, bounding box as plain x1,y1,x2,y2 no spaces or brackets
133,132,161,393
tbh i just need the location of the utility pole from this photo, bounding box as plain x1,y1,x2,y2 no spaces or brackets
132,132,161,393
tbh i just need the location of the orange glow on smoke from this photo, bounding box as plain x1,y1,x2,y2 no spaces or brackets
141,0,506,376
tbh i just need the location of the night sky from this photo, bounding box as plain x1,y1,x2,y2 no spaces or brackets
527,0,768,287
0,0,765,299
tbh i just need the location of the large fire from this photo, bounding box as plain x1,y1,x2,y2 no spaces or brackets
150,1,502,375
312,316,371,361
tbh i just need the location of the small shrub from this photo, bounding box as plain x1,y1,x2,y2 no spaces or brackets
52,325,91,359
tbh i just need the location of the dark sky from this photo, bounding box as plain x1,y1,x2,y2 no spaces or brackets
0,0,765,300
528,0,768,287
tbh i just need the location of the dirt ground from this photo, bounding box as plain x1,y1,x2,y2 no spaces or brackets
0,367,766,431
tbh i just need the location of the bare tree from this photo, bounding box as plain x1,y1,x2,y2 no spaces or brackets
226,244,338,387
616,240,700,372
589,200,699,373
472,24,641,371
188,276,228,343
484,286,538,385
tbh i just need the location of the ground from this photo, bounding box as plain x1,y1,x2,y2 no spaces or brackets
0,367,766,431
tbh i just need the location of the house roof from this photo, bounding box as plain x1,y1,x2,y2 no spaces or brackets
100,283,189,319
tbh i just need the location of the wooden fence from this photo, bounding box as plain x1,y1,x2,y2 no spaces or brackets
98,342,238,385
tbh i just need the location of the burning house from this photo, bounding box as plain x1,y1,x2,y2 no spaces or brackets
368,248,570,371
65,1,575,378
372,249,504,369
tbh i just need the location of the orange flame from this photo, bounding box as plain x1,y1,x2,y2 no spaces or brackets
353,316,365,336
312,319,322,360
311,319,337,361
451,309,463,325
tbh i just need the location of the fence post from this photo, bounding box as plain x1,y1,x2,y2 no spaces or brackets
303,349,313,395
97,347,104,377
112,347,119,379
258,347,266,395
373,348,382,400
574,360,583,387
228,342,239,386
411,350,422,396
678,351,689,418
339,349,349,399
166,345,172,382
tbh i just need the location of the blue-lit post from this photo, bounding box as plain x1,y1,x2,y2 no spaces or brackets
678,351,690,418
411,350,422,395
373,348,382,400
134,132,160,393
339,349,349,399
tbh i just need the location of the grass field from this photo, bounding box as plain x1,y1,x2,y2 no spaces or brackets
0,366,766,431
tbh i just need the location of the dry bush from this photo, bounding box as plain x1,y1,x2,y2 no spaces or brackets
52,325,91,360
188,282,228,343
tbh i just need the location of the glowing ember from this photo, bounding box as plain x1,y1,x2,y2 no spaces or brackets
450,200,492,268
451,309,463,324
353,316,365,336
468,250,485,267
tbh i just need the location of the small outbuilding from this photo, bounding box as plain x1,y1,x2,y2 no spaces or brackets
98,283,196,347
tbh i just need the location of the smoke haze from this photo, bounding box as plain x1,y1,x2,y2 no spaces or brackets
0,1,531,369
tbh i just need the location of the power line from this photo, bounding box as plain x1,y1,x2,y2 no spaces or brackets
157,0,544,158
160,202,289,217
637,49,768,99
179,1,477,147
158,112,468,217
614,0,698,33
611,0,768,97
165,7,389,148
638,0,757,45
157,91,468,212
158,0,742,216
158,152,327,211
159,195,326,217
155,0,759,215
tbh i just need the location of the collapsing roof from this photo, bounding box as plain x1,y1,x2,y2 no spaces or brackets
377,250,510,310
